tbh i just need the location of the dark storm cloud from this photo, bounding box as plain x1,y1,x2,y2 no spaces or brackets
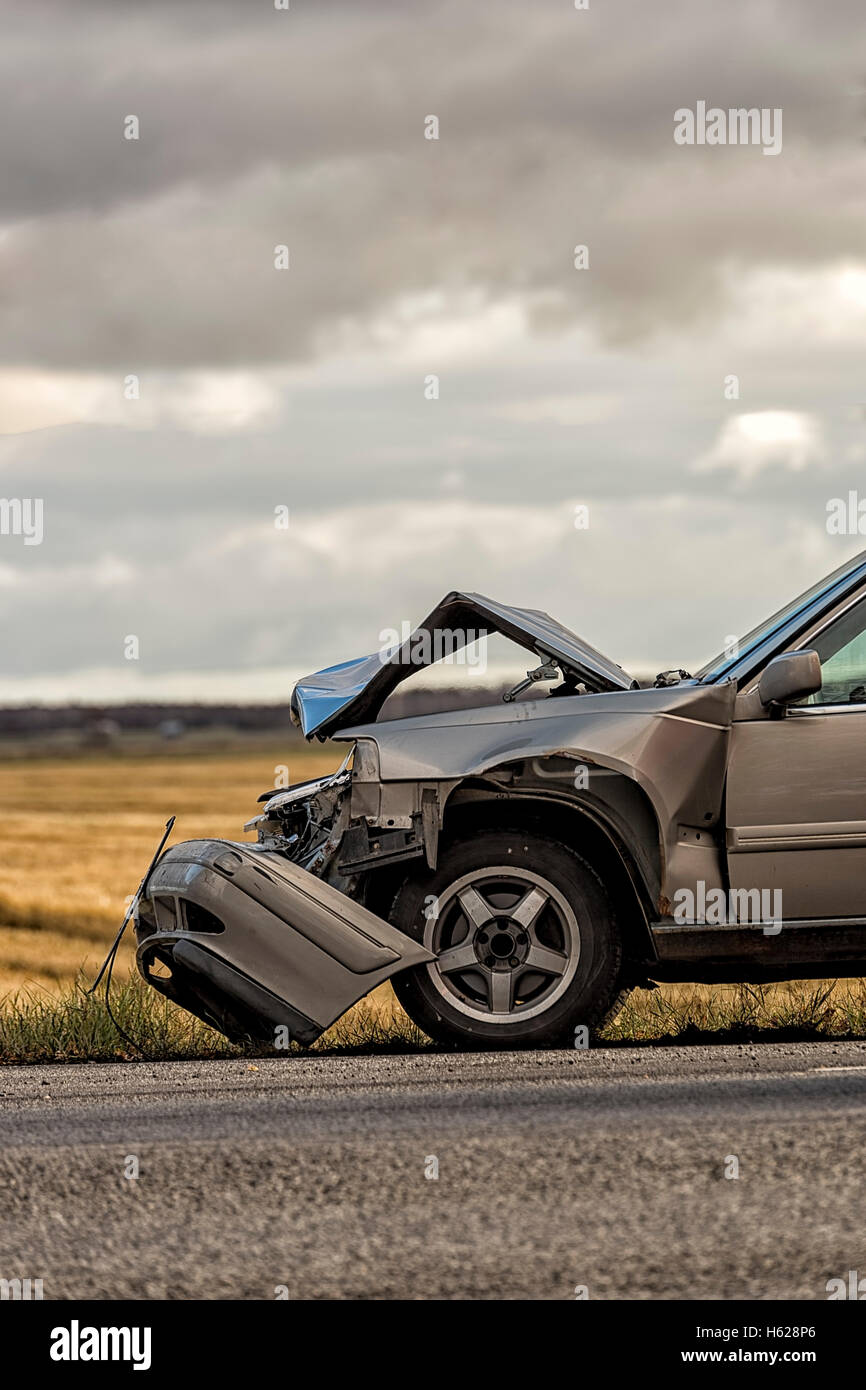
2,0,866,368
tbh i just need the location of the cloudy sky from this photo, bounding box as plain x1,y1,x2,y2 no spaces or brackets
2,0,866,702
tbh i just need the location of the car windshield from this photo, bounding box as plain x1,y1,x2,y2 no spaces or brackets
696,548,866,682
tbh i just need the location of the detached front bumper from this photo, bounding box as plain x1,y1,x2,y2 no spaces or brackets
134,839,434,1045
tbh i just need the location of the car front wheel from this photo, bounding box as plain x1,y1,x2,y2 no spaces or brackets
390,828,627,1048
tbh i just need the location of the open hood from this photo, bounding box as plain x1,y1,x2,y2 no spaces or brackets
290,591,636,739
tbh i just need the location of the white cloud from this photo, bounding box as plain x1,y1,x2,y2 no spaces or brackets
692,412,825,483
714,262,866,351
0,369,281,437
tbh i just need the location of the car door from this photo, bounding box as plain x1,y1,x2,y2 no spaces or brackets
726,593,866,921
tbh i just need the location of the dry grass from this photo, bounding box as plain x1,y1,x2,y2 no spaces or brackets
0,975,431,1063
3,973,866,1065
3,740,866,1062
604,979,866,1044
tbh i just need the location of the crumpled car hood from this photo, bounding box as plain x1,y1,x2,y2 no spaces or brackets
291,591,636,738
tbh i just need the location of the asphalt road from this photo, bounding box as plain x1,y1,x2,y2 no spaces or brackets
2,1041,866,1300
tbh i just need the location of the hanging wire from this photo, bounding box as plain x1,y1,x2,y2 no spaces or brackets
88,816,176,1057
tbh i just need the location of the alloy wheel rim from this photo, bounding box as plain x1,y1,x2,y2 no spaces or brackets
422,866,580,1024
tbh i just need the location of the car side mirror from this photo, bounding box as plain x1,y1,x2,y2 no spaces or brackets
758,649,821,710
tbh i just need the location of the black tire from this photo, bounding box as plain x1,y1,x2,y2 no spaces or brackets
391,828,626,1048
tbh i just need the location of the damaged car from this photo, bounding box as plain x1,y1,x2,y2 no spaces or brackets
134,550,866,1048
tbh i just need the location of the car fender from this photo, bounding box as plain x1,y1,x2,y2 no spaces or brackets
336,681,737,909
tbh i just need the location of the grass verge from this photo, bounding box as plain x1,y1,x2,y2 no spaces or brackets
0,975,430,1063
3,976,866,1063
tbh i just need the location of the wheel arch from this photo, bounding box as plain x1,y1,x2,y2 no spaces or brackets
358,759,662,976
447,789,656,973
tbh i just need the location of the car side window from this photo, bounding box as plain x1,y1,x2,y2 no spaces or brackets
800,598,866,705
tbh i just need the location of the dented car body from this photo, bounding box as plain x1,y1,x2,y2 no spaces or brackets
135,554,866,1048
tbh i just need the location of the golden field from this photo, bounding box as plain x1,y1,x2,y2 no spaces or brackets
0,737,336,994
